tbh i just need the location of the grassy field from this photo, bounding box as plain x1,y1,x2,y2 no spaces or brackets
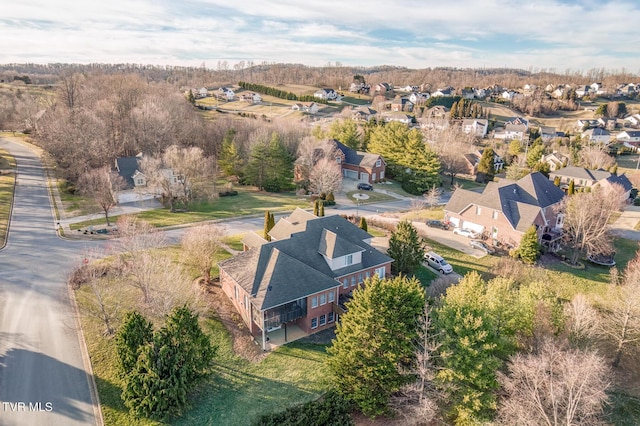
0,149,17,246
76,247,330,426
69,189,310,230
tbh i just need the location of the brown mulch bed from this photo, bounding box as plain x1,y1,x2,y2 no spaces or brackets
203,278,269,362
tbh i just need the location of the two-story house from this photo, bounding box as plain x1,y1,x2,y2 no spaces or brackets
444,172,566,251
314,88,338,100
219,210,393,350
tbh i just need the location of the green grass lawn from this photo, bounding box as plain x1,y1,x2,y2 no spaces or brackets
77,247,330,426
340,96,370,105
0,149,16,245
70,190,310,230
58,179,98,216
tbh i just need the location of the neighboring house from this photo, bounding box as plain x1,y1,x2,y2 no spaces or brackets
444,172,566,251
217,87,235,100
314,88,338,100
461,88,475,99
616,130,640,145
432,86,455,97
540,126,557,142
398,85,419,92
505,117,529,129
423,105,449,119
575,85,590,97
474,88,488,99
197,87,208,98
461,118,488,138
375,83,392,93
294,139,386,183
581,127,611,144
351,106,376,121
501,90,516,100
624,114,640,128
382,113,413,125
541,152,568,171
463,149,505,176
291,102,319,114
575,119,599,130
549,166,634,199
408,92,429,104
114,154,157,203
239,92,262,103
597,117,617,131
494,123,527,141
218,210,393,350
391,95,413,112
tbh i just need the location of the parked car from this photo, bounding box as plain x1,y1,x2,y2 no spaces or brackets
426,219,449,230
424,251,453,274
469,239,495,255
453,227,480,239
357,182,373,190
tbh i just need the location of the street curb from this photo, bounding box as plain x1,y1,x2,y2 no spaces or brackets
0,149,17,252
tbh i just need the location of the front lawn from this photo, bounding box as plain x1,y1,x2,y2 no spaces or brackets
70,189,309,229
346,190,396,204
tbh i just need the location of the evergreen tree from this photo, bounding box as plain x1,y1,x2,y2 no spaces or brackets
263,210,272,241
319,202,325,217
387,220,425,274
313,199,320,216
218,130,244,177
526,144,546,169
121,307,215,419
568,179,575,195
329,119,361,150
476,148,496,182
245,133,294,192
359,216,368,232
245,142,270,190
116,311,153,377
327,275,425,417
553,176,561,186
517,225,540,265
186,90,195,105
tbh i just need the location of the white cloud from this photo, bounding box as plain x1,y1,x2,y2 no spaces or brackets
1,0,639,72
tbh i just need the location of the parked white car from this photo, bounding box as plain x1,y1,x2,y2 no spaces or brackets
424,251,453,274
453,228,480,239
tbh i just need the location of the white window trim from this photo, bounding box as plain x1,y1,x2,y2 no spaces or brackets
319,315,326,326
328,291,335,303
311,317,318,329
311,297,318,308
320,294,326,305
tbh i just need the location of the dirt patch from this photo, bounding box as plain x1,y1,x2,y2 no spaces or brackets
203,278,269,362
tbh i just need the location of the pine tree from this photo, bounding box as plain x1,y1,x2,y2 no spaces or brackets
327,275,425,417
116,311,153,377
476,148,496,182
219,130,243,177
319,202,325,217
568,179,575,195
553,176,561,186
359,217,368,232
313,199,320,216
517,225,540,265
263,210,272,241
387,220,425,274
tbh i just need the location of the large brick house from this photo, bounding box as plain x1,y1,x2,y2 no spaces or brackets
295,139,386,184
218,209,393,350
444,172,566,250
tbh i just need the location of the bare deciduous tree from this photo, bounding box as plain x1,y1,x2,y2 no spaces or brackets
309,157,342,195
423,185,441,209
596,252,640,367
71,249,120,336
140,145,214,212
497,341,610,426
427,126,474,187
78,166,125,226
564,294,599,346
391,304,442,425
557,184,625,264
181,224,224,285
578,144,616,170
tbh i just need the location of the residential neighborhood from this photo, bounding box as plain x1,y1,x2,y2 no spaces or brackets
3,52,640,426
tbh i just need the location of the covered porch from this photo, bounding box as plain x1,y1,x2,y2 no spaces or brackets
263,324,308,350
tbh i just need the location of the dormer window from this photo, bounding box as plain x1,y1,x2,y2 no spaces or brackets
336,156,342,164
376,159,382,167
345,254,353,266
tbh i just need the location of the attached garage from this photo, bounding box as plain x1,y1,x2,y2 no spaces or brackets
359,172,369,182
343,169,358,180
462,221,485,234
448,217,460,227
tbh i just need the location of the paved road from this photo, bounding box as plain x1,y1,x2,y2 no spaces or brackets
0,139,98,426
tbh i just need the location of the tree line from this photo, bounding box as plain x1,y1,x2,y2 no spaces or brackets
238,81,328,103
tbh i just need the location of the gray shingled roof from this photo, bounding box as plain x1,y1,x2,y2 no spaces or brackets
551,166,611,182
268,208,315,240
605,174,633,192
115,156,142,188
333,140,384,169
445,172,565,232
318,229,365,259
219,213,392,311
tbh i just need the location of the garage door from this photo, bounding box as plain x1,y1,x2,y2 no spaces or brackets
343,169,358,180
448,217,460,227
360,172,369,182
462,221,485,234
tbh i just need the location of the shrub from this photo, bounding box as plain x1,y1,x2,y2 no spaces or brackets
251,391,353,426
634,197,640,206
218,190,239,197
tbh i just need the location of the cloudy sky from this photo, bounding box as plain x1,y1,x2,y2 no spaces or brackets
2,0,639,72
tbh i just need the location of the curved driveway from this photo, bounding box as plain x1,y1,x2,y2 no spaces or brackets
0,139,98,426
